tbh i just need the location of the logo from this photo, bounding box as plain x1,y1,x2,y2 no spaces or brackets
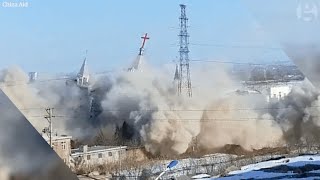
1,1,29,8
296,0,318,22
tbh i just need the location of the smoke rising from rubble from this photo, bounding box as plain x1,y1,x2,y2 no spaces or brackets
0,66,96,139
2,59,320,155
95,62,283,154
198,96,283,150
269,79,320,145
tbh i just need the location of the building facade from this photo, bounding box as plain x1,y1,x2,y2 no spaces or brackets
244,80,303,102
268,85,292,101
43,135,72,165
71,145,127,166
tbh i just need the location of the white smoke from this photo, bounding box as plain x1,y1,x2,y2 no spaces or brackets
0,61,287,155
0,166,10,180
198,95,283,150
99,61,284,155
0,66,97,139
0,66,48,130
269,79,320,145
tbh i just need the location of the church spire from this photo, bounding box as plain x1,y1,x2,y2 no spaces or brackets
77,50,90,87
128,55,143,72
173,64,180,94
174,64,180,80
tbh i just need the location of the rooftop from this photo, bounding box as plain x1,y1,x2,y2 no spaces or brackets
71,145,127,155
42,134,72,142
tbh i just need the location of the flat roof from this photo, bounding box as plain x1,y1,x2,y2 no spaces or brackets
42,135,72,142
71,145,127,155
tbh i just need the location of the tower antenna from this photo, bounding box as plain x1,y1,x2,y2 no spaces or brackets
178,4,192,97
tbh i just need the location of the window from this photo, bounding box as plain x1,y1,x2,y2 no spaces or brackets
61,142,66,150
98,153,102,158
108,152,112,157
87,155,91,160
120,150,125,154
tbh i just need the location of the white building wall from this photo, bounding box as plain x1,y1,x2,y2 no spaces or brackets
85,149,126,165
268,85,292,102
43,135,72,166
71,146,127,166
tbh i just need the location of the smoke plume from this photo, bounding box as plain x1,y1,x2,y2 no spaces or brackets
3,58,320,156
269,79,320,145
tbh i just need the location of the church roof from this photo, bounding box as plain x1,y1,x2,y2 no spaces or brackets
78,58,89,78
128,55,143,71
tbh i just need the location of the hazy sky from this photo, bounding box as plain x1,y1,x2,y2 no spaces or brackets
1,0,317,73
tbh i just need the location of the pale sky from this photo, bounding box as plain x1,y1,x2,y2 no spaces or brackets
1,0,318,73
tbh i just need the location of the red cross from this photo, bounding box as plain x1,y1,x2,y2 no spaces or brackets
140,33,150,49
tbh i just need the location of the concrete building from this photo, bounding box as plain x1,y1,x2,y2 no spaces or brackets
43,135,72,165
244,80,303,102
268,85,292,101
28,72,38,82
64,58,94,120
71,145,127,166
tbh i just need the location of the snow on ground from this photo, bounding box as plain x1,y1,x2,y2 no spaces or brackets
213,155,320,179
191,174,211,179
79,153,320,179
114,153,238,179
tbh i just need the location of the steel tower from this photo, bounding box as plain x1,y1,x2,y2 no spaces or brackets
178,4,192,97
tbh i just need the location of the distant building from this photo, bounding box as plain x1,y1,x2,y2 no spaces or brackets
244,80,303,102
43,135,72,165
71,145,127,166
28,72,38,82
65,57,93,117
267,85,292,102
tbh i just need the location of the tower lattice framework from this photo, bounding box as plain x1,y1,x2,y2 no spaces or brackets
178,4,192,97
